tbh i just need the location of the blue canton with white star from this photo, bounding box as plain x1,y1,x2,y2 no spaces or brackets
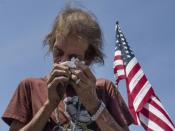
115,22,135,66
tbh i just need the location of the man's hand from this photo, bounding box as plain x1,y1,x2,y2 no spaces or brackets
70,62,100,114
47,63,71,107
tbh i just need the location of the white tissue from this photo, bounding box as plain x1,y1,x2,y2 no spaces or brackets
62,57,85,68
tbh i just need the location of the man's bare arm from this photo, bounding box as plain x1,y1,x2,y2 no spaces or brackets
90,107,129,131
10,120,25,131
10,100,57,131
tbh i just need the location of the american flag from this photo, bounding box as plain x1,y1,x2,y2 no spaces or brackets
114,21,175,131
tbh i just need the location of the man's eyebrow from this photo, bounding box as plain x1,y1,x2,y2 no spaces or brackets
54,47,63,52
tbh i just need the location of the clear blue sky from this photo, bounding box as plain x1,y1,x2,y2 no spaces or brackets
0,0,174,130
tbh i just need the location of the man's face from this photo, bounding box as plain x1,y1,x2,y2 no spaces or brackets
53,36,88,64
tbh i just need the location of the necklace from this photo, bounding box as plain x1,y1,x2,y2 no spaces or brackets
54,97,89,131
54,107,60,125
53,107,70,131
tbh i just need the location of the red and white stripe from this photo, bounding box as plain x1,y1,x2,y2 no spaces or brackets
139,96,175,131
114,55,175,130
126,57,154,112
114,50,125,82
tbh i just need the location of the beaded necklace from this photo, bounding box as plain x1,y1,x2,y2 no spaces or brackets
53,100,89,131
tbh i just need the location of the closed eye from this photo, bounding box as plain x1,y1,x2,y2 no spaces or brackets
53,48,64,57
68,54,83,61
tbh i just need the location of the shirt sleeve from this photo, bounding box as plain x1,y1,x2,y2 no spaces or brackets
105,80,133,127
2,79,32,126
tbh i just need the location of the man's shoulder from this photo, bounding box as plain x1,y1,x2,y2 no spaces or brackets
96,78,114,87
20,76,47,84
96,78,117,93
17,76,47,91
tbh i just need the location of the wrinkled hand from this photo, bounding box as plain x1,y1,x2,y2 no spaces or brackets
47,63,70,107
70,62,100,113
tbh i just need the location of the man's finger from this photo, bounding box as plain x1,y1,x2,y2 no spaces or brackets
76,63,96,82
48,76,69,87
47,69,70,84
